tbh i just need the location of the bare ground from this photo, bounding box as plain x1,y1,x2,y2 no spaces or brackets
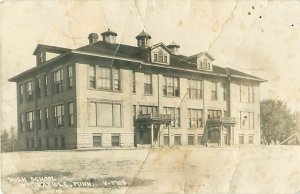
1,145,300,194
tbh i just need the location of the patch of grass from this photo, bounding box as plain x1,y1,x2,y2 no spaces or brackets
9,170,72,178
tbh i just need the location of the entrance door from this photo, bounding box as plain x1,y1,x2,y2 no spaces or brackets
208,127,220,144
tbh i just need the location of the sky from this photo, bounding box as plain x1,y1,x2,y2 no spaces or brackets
1,0,300,130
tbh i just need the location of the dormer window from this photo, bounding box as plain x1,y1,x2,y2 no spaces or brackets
203,59,207,69
197,57,212,71
39,52,45,64
153,49,168,63
158,50,163,62
154,54,158,62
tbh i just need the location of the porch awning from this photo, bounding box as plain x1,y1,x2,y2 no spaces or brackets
136,113,172,124
207,117,236,127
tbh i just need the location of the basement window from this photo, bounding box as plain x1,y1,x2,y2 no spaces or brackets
111,134,120,147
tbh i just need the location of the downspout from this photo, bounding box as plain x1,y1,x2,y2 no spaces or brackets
157,73,160,113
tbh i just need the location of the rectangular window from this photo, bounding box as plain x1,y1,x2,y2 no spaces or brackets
188,109,203,128
26,111,34,130
31,138,35,149
163,76,180,97
222,83,226,101
113,69,120,91
198,135,203,145
240,85,254,103
132,71,136,93
111,134,120,147
88,102,122,127
154,54,158,62
91,66,121,91
68,102,74,126
26,81,33,100
163,107,180,127
188,135,195,145
144,74,152,95
97,67,111,90
45,108,49,130
38,138,42,149
93,134,102,147
36,77,41,98
211,81,218,101
174,135,181,145
61,136,65,149
163,135,169,146
39,52,45,64
89,65,96,89
239,135,244,144
20,113,25,132
164,56,168,63
26,139,30,149
44,75,48,96
54,104,64,128
248,135,254,144
67,65,73,89
36,109,42,130
208,110,222,119
188,80,203,99
46,137,50,148
53,69,63,93
138,105,158,115
54,136,58,149
19,84,24,103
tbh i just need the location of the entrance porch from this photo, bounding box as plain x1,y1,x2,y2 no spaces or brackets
135,113,172,147
206,117,236,146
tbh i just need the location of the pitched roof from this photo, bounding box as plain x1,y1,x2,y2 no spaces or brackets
76,41,264,81
151,42,172,54
226,68,264,81
136,30,151,39
10,40,266,82
76,41,147,60
188,52,215,61
33,44,71,55
100,28,117,36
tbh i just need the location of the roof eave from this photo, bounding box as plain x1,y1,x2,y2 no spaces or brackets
9,52,70,82
230,75,267,82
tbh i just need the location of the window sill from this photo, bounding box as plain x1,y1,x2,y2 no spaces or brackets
144,94,153,96
162,95,180,98
88,88,123,93
88,125,123,128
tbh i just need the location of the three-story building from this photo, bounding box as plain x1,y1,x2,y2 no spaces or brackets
9,29,266,150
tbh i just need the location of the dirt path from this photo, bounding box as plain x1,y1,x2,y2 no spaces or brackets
1,146,300,194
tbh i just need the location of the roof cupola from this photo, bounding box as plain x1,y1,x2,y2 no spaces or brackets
101,28,117,44
136,30,151,47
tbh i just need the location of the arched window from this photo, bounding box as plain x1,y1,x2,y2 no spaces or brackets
158,49,164,62
203,59,207,69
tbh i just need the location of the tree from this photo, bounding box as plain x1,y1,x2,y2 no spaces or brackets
1,130,9,152
261,99,296,145
1,126,17,152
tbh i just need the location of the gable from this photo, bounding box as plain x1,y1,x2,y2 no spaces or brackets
151,45,170,65
196,54,213,71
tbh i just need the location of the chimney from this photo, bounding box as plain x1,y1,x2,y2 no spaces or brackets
167,42,180,55
101,28,118,44
136,30,151,47
88,33,99,44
